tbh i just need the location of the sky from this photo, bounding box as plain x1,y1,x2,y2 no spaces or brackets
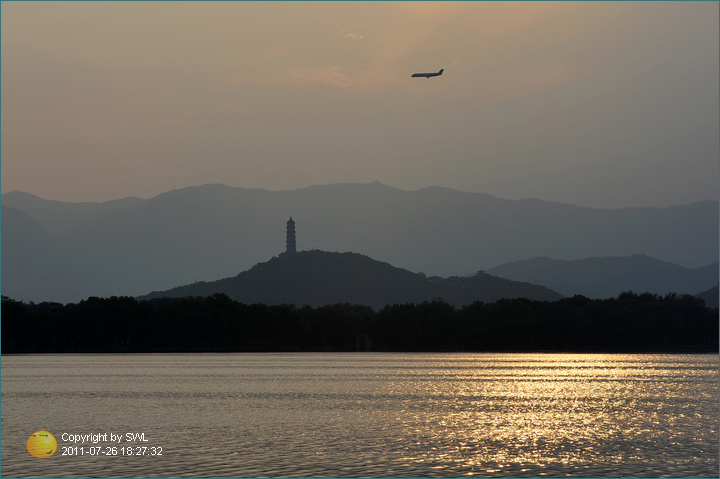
1,1,718,208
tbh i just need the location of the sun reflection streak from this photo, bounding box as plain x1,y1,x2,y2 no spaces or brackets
382,354,718,475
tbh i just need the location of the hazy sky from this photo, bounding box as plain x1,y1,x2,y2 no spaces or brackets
2,1,718,208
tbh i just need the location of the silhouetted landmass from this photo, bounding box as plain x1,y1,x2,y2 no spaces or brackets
3,183,717,303
2,292,716,353
487,254,719,299
697,284,719,309
1,206,68,302
137,250,563,308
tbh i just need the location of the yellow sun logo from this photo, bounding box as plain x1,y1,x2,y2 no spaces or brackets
26,430,57,458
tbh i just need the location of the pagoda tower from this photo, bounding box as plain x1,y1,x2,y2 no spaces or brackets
286,217,297,254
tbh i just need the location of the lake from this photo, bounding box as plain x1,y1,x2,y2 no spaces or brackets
1,353,717,477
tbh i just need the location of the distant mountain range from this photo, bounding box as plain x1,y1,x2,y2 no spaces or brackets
2,182,718,303
138,250,563,309
487,255,719,300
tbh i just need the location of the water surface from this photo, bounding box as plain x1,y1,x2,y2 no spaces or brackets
1,353,717,477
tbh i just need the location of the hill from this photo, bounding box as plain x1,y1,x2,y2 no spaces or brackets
3,182,717,303
486,255,719,299
137,250,563,309
697,284,719,309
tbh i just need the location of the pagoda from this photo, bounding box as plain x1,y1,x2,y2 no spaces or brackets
285,217,297,254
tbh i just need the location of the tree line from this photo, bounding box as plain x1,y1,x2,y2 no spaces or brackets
2,292,717,353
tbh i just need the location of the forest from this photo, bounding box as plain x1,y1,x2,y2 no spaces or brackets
2,292,717,353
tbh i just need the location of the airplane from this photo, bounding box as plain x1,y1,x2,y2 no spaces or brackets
411,69,444,78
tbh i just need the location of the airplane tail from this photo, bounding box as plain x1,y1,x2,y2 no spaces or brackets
438,69,444,75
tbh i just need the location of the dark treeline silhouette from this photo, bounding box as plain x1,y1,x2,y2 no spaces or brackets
2,292,717,353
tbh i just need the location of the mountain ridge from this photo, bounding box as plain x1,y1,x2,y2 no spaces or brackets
1,190,147,236
2,182,717,303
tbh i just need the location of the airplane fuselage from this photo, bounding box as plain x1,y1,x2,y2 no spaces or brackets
411,68,444,78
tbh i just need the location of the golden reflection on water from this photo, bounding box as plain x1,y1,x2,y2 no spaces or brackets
1,353,717,477
380,354,717,476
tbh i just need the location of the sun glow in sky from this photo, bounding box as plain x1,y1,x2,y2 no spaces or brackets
2,1,717,207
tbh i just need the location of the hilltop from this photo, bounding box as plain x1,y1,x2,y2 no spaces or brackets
138,250,562,309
